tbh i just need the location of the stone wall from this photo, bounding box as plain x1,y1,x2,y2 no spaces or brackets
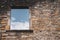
2,32,33,40
0,0,60,40
30,0,60,31
29,0,60,40
0,0,10,30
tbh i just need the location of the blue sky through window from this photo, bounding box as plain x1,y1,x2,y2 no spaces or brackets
10,9,29,30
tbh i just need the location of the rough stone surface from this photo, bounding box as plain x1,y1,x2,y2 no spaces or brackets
0,0,60,40
29,1,60,40
33,31,60,40
2,32,33,40
30,1,60,31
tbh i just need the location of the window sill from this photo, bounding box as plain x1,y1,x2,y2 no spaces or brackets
6,30,33,33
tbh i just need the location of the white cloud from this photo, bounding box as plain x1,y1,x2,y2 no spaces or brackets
10,17,29,30
10,22,29,30
11,17,16,21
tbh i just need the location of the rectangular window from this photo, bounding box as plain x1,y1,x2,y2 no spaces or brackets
10,6,29,30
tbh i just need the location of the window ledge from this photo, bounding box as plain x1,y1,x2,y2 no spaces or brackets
6,30,33,33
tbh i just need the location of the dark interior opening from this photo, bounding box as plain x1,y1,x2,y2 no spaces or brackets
11,6,29,9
